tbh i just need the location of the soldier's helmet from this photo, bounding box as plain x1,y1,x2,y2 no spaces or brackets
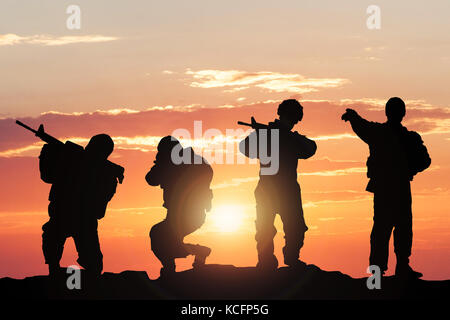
85,134,114,160
277,99,304,122
157,136,181,154
385,97,406,123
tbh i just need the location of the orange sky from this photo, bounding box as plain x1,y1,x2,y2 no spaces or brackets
0,1,449,280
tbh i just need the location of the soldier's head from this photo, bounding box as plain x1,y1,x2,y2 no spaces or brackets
277,99,304,130
157,136,181,160
385,97,406,124
85,134,114,160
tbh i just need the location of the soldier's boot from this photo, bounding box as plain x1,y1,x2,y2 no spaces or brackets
256,253,278,271
395,256,422,279
395,263,423,279
283,245,306,270
285,258,307,270
255,229,278,271
191,245,212,269
47,262,64,279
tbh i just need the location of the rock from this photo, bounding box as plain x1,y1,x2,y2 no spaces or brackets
0,264,448,300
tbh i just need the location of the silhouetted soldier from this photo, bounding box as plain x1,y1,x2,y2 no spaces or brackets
239,99,317,270
39,134,118,277
146,136,213,277
342,97,431,278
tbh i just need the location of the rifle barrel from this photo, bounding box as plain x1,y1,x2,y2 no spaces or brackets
16,120,38,134
237,121,252,127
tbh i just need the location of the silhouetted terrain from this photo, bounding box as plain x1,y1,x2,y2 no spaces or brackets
0,264,448,300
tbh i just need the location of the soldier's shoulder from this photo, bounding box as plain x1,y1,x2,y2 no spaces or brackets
407,129,422,139
403,127,423,142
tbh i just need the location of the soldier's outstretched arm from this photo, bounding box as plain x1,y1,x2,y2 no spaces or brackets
341,108,375,144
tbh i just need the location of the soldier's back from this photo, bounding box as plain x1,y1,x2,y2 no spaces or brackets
366,122,411,190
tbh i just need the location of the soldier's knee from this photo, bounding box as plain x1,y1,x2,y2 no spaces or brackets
255,225,277,242
42,220,53,233
150,222,166,243
285,232,304,244
42,220,59,241
150,225,165,254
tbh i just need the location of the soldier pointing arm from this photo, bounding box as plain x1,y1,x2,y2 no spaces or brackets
342,97,431,279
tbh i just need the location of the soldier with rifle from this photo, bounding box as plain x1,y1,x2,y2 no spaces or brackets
238,99,317,271
16,121,124,278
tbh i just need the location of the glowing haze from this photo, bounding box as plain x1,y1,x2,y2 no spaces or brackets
0,1,449,280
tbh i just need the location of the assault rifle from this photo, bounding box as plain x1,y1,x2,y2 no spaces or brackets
237,117,269,129
16,120,124,184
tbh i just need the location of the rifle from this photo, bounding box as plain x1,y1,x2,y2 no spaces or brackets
237,117,269,129
16,120,125,184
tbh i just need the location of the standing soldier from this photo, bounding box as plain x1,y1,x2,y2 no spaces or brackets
39,134,119,278
146,136,213,277
239,99,317,270
342,97,431,278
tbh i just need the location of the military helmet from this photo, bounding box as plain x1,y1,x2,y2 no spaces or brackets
277,99,303,121
86,134,114,159
157,136,181,153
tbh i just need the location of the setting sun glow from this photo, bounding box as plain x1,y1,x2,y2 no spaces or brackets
209,205,247,233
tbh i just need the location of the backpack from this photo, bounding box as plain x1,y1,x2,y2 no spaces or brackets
401,130,431,179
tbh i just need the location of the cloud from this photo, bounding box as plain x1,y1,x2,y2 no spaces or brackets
0,33,118,46
2,98,449,160
212,177,259,190
311,133,358,141
303,196,372,208
0,143,44,158
185,69,349,94
318,217,345,221
300,167,366,177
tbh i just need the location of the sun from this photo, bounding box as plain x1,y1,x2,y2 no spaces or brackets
209,204,247,233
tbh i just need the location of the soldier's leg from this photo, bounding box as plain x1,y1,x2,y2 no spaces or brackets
42,203,67,275
150,220,176,274
369,192,394,273
278,184,308,267
179,210,211,268
393,215,413,271
73,219,103,276
393,194,413,267
255,203,278,269
393,184,421,277
185,244,212,268
280,208,308,266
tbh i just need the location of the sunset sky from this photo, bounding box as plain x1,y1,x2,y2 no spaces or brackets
1,1,449,281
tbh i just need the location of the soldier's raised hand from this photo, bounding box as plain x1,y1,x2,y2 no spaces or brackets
341,108,358,122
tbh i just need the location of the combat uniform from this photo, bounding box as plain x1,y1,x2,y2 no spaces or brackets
240,119,316,267
39,143,117,274
146,147,213,268
347,115,430,273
